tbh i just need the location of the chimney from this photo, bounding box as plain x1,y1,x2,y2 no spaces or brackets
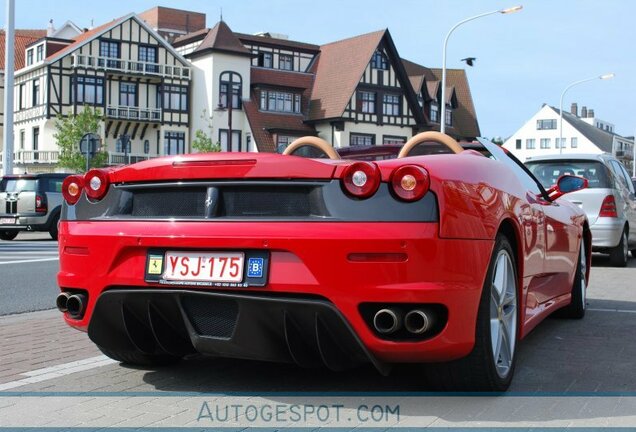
588,109,594,118
570,103,578,117
581,106,588,118
47,19,55,36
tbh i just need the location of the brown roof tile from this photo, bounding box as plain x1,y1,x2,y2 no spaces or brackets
189,21,252,57
0,29,47,70
250,68,314,90
307,30,385,121
430,68,480,138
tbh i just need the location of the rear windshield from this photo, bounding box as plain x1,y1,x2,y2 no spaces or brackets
525,160,611,189
0,178,38,193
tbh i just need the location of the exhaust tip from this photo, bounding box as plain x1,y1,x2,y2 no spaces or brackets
66,294,87,318
404,310,431,334
56,292,71,313
373,308,401,334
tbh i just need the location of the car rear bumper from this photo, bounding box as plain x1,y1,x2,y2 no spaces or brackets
0,214,50,231
58,220,494,364
590,217,625,249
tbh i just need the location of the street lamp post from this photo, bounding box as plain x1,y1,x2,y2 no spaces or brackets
558,73,614,155
440,5,522,135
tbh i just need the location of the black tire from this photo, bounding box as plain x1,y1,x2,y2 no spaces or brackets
609,229,628,267
424,234,518,391
98,345,181,367
49,217,59,241
555,240,586,319
0,231,18,241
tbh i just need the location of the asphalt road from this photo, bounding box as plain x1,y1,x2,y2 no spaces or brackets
0,232,59,315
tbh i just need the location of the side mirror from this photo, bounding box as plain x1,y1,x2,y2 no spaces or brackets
547,175,588,200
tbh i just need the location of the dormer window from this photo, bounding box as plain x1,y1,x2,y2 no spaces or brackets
371,50,388,70
430,102,439,123
257,52,273,68
26,49,34,66
36,45,44,62
259,90,301,113
279,54,293,71
445,109,453,126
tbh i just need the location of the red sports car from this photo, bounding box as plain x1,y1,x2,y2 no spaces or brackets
56,132,590,391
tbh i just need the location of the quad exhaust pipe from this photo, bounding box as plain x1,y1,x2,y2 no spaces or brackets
372,307,433,335
57,292,87,318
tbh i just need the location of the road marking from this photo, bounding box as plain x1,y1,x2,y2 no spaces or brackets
0,355,117,391
0,257,59,265
588,307,636,314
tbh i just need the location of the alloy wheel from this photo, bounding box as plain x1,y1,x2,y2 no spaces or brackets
490,250,517,379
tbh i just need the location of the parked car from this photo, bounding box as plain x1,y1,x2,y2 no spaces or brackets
0,173,71,240
526,154,636,266
56,132,590,391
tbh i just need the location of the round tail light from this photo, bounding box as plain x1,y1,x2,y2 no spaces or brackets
62,175,84,205
391,165,430,201
342,162,381,199
84,169,110,201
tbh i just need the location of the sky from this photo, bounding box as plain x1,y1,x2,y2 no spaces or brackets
2,0,635,139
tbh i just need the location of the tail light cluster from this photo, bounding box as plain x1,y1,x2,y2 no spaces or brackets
35,194,47,213
599,195,618,218
62,170,110,205
341,163,430,202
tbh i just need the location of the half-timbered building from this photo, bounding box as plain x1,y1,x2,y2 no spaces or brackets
11,13,191,172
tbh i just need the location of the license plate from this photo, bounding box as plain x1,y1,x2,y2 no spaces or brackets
162,251,244,283
0,218,15,225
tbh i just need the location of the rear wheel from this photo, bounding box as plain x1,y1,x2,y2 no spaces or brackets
0,231,18,241
49,216,59,240
98,345,181,367
556,240,587,319
609,229,628,267
424,234,518,391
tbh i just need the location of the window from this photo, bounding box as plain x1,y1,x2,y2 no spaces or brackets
36,45,44,62
383,136,406,145
19,130,25,150
276,135,297,153
138,45,158,72
350,133,375,146
144,140,150,154
72,76,104,105
219,129,242,152
570,137,578,148
278,54,293,71
445,109,453,126
357,91,376,114
18,83,25,110
99,40,120,68
119,82,137,107
382,93,400,116
430,103,439,123
32,80,40,106
516,139,522,150
371,50,388,70
26,49,33,66
259,90,301,113
219,72,242,109
536,119,557,130
526,138,536,149
540,138,551,149
164,131,185,155
555,138,566,148
258,52,273,68
160,85,188,111
33,127,39,160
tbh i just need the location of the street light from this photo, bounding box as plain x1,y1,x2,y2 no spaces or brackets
440,5,522,134
558,73,614,154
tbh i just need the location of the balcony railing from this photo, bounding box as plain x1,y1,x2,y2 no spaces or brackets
71,54,191,80
0,150,60,165
14,105,46,123
107,153,153,166
106,105,161,122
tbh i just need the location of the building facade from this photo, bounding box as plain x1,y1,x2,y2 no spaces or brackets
10,13,192,173
502,103,634,172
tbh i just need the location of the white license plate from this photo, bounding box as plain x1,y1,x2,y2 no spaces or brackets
163,251,244,283
0,218,16,225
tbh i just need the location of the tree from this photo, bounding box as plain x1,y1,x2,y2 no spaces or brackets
54,106,108,172
191,108,221,153
191,129,221,153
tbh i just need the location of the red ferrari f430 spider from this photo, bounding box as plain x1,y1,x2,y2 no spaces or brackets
57,132,590,391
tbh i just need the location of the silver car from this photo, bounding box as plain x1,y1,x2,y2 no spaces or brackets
526,154,636,266
0,173,70,240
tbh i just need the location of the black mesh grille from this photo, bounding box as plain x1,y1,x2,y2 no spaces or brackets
182,296,238,338
131,187,206,217
221,186,312,217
